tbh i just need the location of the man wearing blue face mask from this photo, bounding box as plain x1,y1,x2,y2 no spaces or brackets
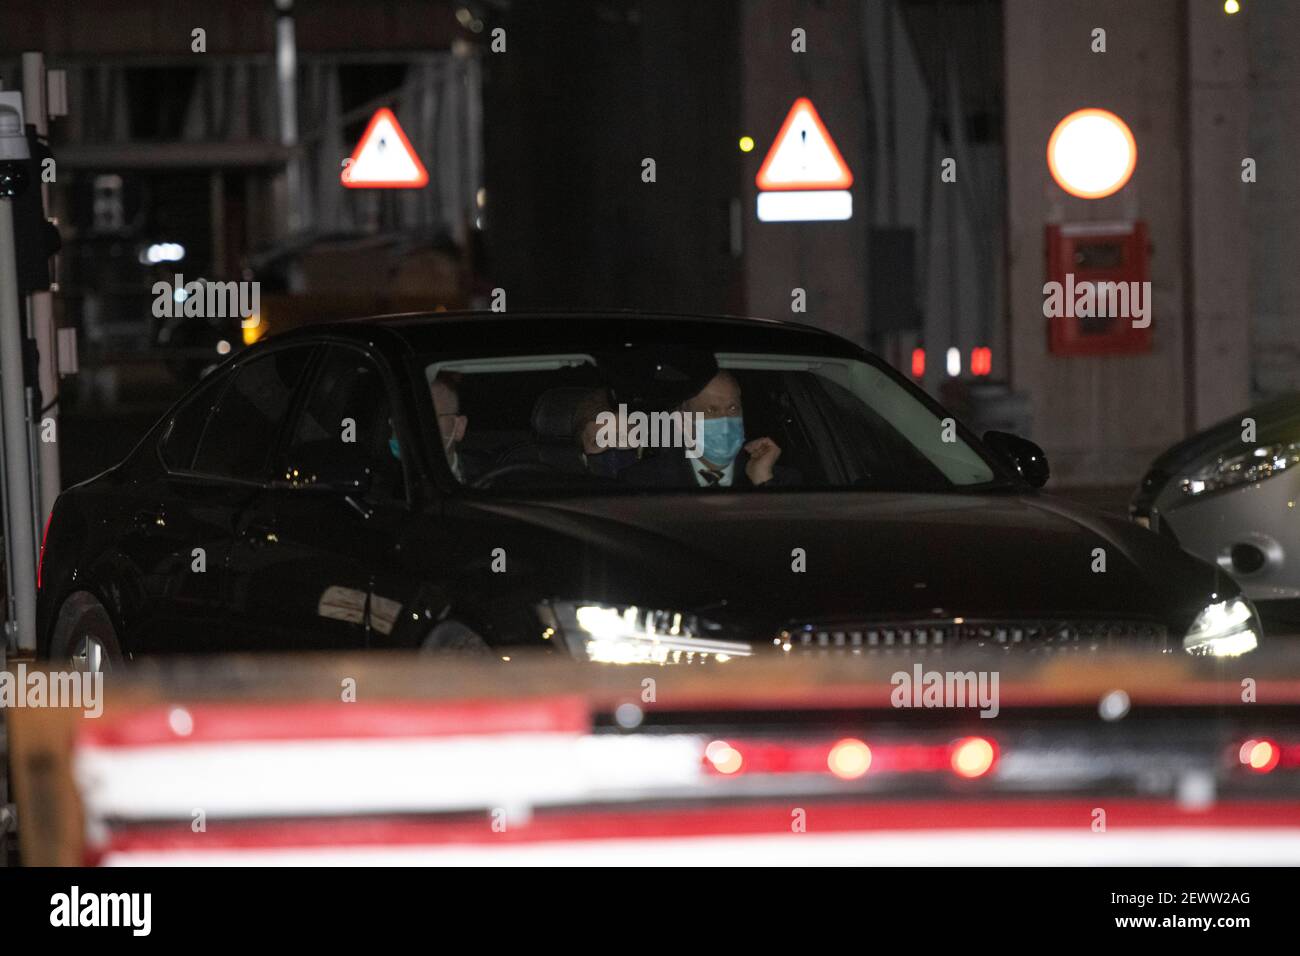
624,371,786,489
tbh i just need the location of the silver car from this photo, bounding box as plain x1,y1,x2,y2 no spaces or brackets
1132,394,1300,626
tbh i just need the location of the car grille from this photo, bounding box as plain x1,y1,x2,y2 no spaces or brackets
782,619,1170,653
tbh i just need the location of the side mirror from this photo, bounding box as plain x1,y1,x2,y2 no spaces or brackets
983,430,1050,488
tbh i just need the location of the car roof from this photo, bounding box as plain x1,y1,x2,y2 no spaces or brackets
271,309,863,358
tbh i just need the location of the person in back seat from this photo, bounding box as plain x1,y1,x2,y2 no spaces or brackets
520,387,639,479
572,388,640,478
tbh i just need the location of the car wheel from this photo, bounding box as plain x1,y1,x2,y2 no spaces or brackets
419,619,493,657
50,592,124,672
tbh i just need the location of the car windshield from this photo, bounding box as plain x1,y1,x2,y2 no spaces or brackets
416,348,1004,493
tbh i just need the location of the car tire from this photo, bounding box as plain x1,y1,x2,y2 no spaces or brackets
49,592,125,672
419,619,493,657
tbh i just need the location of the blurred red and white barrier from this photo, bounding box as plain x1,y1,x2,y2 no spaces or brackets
73,697,1300,865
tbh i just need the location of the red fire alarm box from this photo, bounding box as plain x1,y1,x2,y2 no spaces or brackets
1046,221,1151,355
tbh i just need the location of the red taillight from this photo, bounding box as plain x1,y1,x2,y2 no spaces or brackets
971,347,992,377
910,348,926,378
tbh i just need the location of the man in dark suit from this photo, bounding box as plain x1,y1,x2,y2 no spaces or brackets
622,371,789,489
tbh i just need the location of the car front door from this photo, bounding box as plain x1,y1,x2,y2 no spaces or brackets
126,344,316,654
225,344,420,650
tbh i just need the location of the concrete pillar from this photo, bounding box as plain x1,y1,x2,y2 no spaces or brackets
1004,0,1190,485
1185,0,1251,429
1247,1,1300,399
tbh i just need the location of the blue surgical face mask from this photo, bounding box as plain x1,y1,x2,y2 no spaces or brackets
699,416,745,466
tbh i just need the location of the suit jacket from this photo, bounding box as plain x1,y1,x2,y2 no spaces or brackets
622,447,795,489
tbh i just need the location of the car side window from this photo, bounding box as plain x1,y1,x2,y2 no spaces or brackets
284,347,406,502
191,348,314,482
160,371,231,472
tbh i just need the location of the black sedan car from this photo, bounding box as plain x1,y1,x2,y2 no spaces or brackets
37,311,1260,669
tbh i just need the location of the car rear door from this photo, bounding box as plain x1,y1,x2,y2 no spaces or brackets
224,343,420,650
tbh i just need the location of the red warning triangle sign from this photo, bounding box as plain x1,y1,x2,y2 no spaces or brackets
341,108,429,189
755,98,853,191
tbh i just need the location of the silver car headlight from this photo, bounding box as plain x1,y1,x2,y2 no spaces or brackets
1180,440,1300,497
1183,597,1260,657
542,601,753,665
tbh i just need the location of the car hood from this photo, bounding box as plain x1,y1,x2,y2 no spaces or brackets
459,489,1228,629
1134,392,1300,510
1150,393,1300,473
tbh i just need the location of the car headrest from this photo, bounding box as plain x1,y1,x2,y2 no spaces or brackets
531,387,598,442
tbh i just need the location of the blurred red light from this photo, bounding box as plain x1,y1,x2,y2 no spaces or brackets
1239,738,1281,773
827,738,872,779
704,740,745,775
911,348,925,378
971,347,992,377
700,737,998,779
950,736,998,779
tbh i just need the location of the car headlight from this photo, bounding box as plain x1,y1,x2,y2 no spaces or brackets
542,601,753,665
1183,597,1260,657
1180,440,1300,497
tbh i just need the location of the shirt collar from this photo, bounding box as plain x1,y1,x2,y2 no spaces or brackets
691,457,735,487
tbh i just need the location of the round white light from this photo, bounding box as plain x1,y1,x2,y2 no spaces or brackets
1047,108,1137,199
168,706,194,737
614,703,644,729
1098,689,1131,722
